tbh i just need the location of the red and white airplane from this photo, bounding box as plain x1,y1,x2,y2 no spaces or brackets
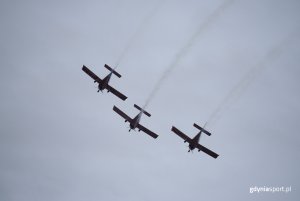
171,123,219,158
113,104,159,139
82,64,127,101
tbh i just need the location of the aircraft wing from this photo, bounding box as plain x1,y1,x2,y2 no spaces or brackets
82,65,102,83
171,126,192,143
196,143,219,159
137,124,159,139
113,106,131,122
106,84,127,101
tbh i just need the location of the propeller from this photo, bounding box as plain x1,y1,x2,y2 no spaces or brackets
187,145,193,153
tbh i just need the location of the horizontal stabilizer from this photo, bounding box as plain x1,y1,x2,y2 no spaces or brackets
104,64,121,78
193,123,211,136
134,104,151,117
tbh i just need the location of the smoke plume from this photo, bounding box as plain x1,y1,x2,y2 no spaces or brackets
114,0,165,69
206,30,300,127
144,0,236,108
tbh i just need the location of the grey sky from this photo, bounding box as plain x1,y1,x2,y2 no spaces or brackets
0,0,299,200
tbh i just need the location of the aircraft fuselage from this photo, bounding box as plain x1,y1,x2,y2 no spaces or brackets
98,73,112,91
188,132,201,151
129,112,143,130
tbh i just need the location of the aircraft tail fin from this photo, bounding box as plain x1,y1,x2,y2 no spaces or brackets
134,104,151,117
193,123,211,136
104,64,121,78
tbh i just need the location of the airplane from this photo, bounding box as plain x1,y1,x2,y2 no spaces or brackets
171,123,219,159
113,104,159,139
82,64,127,101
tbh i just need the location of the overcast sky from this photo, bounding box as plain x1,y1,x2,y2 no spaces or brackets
1,0,300,200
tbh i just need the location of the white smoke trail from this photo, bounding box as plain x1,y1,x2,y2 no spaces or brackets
206,30,300,127
114,0,165,69
144,0,236,108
